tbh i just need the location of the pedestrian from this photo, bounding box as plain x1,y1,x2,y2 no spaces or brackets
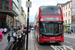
21,27,24,32
68,29,71,34
17,28,22,38
36,23,39,33
0,28,4,33
0,30,3,42
11,28,13,31
0,28,3,33
12,29,17,40
34,25,36,31
71,29,73,34
23,27,27,35
7,34,11,43
3,28,7,36
28,26,30,33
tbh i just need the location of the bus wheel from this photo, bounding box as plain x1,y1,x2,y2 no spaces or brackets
37,35,38,42
37,35,39,43
37,36,42,45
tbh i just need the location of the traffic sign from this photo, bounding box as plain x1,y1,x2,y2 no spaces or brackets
26,1,32,7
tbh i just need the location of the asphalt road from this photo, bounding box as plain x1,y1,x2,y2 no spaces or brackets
32,30,75,50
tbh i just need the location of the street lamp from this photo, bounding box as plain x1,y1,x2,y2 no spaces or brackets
26,0,31,50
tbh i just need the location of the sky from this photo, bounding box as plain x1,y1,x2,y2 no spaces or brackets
22,0,71,22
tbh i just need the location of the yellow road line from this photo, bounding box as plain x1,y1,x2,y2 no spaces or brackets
33,33,38,50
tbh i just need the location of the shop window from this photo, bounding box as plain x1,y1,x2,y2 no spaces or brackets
72,5,75,12
69,4,70,8
72,16,75,23
66,5,67,9
65,20,67,24
17,0,19,2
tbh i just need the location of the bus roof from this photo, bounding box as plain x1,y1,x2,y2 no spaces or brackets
39,5,61,8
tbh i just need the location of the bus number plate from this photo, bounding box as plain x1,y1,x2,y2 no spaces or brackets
50,41,55,43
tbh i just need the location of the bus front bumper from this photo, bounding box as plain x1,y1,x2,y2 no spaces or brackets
39,38,64,43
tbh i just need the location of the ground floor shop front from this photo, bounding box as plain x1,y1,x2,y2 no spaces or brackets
64,24,75,33
0,13,7,28
64,24,70,33
71,24,75,33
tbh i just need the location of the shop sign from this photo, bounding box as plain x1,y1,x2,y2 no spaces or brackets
44,17,59,20
67,24,70,26
0,16,5,18
21,23,24,26
9,0,12,8
26,1,32,7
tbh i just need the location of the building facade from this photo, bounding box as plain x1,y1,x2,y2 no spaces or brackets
71,0,75,33
0,0,22,30
20,7,26,26
6,15,13,28
20,7,26,30
62,1,72,32
57,1,72,32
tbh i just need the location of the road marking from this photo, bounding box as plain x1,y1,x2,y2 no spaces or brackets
63,45,67,50
64,45,74,50
55,46,60,50
50,45,74,50
56,46,63,50
51,45,57,50
34,42,38,50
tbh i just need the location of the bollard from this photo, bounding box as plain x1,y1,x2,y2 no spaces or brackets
21,33,25,50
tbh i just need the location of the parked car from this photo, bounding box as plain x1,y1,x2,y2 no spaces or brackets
31,27,34,30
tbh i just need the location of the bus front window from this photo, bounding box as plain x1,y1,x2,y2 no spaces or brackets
40,22,63,36
41,6,61,15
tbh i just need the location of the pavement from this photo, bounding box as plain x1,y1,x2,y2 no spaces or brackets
0,30,35,50
25,30,35,50
0,31,13,50
64,33,75,39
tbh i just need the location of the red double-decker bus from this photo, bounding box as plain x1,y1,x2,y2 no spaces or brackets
34,6,64,43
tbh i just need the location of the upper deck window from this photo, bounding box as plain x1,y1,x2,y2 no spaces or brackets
41,6,61,15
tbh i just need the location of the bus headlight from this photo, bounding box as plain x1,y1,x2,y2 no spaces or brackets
41,18,43,21
61,34,63,39
40,34,43,39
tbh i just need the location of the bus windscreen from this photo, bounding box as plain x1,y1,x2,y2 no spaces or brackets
40,22,63,36
41,6,61,15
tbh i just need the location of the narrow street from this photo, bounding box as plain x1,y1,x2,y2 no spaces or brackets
0,0,75,50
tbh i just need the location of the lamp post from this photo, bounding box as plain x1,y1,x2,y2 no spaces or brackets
26,8,29,50
26,0,31,50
